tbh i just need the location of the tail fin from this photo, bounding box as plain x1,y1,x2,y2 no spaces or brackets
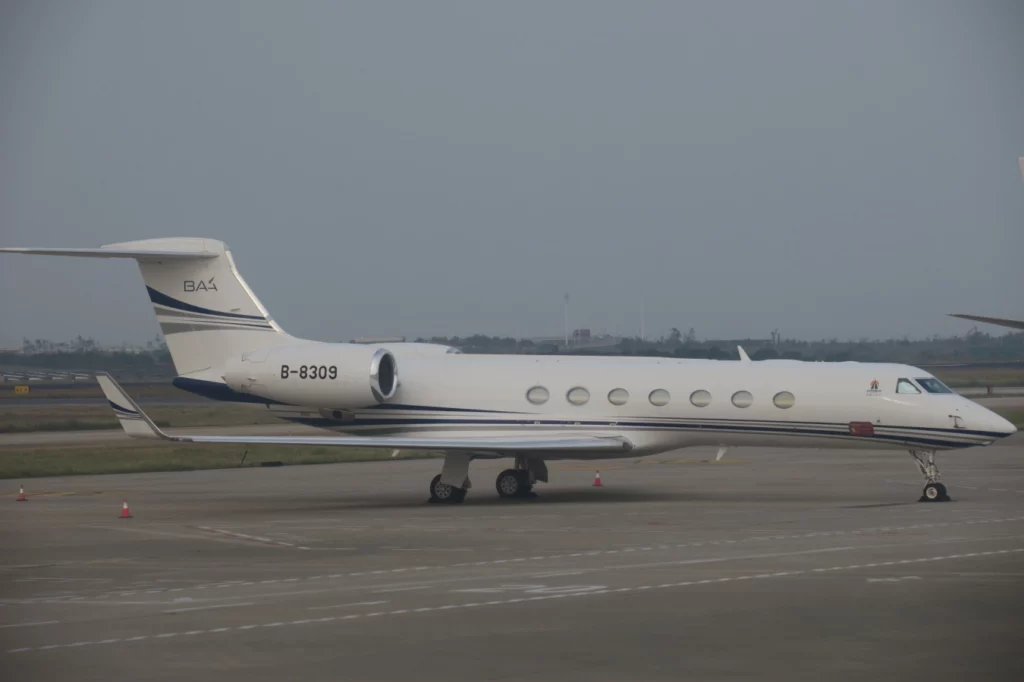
0,238,295,377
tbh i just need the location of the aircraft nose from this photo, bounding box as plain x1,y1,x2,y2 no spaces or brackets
976,407,1017,437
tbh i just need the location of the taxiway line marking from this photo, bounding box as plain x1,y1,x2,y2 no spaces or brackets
8,547,1022,655
307,601,388,611
163,602,255,614
10,516,1024,605
194,526,310,550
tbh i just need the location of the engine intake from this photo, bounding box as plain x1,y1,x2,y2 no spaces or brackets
369,348,397,401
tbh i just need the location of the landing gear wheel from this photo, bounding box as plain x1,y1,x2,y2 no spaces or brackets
920,482,950,503
429,474,467,504
495,469,533,499
909,450,951,502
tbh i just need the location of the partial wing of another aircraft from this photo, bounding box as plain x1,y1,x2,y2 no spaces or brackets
949,314,1024,331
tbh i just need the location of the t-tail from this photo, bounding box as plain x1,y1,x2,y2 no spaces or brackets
0,238,296,378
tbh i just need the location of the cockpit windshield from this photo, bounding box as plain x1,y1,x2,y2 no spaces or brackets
896,378,921,394
915,377,954,394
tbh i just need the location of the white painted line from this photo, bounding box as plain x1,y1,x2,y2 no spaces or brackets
164,602,254,614
0,621,59,629
307,601,388,611
17,516,1024,606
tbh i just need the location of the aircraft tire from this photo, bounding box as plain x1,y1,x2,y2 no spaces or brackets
920,482,950,502
429,474,466,504
495,470,522,498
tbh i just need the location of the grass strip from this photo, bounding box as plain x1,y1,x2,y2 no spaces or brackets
0,443,439,479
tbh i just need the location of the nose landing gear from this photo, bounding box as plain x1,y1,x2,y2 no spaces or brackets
909,450,951,502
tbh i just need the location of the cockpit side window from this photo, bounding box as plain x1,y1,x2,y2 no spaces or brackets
896,378,921,394
916,377,953,394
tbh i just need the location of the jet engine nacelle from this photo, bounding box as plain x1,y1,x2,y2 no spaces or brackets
222,343,398,408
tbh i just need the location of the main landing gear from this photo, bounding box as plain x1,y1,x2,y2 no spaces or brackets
429,474,467,504
909,450,951,502
428,452,471,504
495,469,532,499
495,455,546,500
429,454,547,503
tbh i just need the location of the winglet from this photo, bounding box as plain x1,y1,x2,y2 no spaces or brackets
737,346,751,362
95,373,172,440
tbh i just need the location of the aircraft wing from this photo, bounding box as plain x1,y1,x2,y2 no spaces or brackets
949,314,1024,331
95,373,632,455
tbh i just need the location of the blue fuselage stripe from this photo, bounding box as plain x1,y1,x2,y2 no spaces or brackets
280,415,989,450
147,287,267,321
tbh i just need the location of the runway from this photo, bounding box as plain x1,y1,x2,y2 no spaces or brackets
3,438,1023,681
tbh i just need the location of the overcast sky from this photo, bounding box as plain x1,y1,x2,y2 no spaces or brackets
1,1,1022,347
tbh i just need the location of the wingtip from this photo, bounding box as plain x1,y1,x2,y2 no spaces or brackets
95,373,167,440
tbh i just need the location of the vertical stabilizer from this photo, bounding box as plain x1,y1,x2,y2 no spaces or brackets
0,238,296,376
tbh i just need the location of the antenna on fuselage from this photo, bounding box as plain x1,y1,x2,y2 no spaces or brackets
737,346,751,362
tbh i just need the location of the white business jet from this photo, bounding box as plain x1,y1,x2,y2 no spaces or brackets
1,238,1015,503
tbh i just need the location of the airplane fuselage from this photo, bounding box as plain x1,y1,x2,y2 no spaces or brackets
197,347,1010,457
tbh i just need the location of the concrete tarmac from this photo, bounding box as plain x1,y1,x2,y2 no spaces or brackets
2,437,1023,681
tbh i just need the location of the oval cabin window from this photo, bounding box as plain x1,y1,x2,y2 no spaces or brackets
567,387,591,406
731,390,753,408
689,390,712,407
526,386,549,405
607,388,630,405
773,391,795,409
649,389,671,407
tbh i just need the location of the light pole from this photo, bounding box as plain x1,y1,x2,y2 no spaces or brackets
564,293,569,349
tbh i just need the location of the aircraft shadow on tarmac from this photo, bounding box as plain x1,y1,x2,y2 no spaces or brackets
250,487,922,513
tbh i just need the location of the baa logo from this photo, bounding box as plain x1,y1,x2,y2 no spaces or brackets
867,379,881,395
184,277,218,292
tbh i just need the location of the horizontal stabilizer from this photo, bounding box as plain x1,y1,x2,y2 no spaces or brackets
0,246,216,262
96,373,633,455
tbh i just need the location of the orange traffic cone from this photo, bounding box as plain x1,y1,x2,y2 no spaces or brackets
592,470,603,487
16,485,27,502
119,499,133,519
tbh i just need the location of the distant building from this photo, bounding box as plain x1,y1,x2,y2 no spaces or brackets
572,329,592,344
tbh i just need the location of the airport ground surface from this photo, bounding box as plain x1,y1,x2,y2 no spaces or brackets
3,436,1023,681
